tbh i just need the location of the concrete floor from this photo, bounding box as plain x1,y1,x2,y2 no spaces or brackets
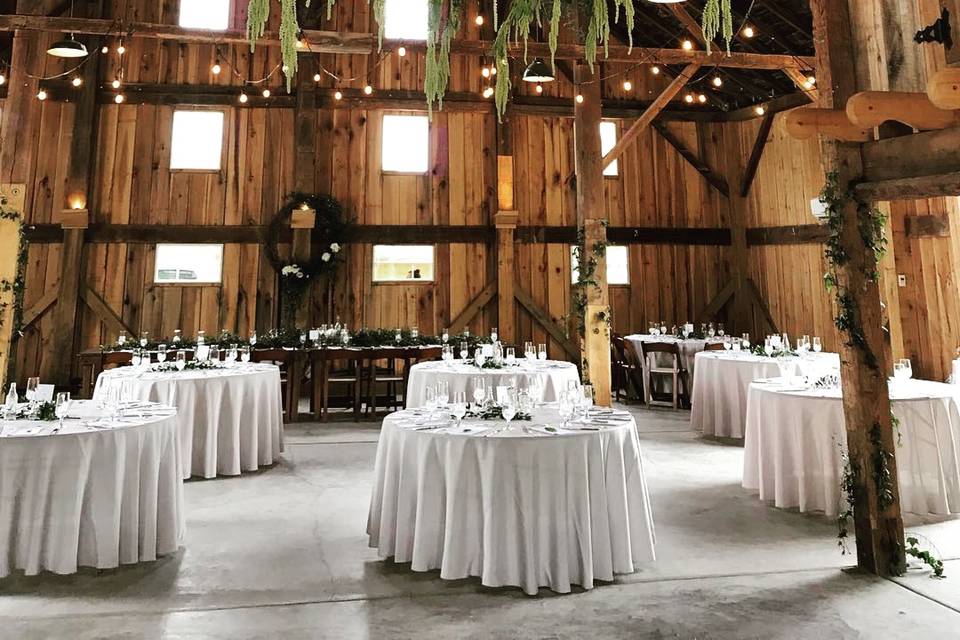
3,405,960,639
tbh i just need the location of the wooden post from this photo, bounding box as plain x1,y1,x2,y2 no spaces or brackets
494,211,518,344
721,133,753,336
811,0,905,576
0,185,25,388
46,210,89,386
291,57,318,328
288,206,316,328
573,62,612,406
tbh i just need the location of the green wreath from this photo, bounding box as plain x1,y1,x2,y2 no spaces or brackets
266,192,351,318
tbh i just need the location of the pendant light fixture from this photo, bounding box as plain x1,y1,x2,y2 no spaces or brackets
47,0,87,58
522,58,555,83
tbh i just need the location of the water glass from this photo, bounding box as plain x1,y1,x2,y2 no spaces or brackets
140,331,149,348
241,345,251,363
25,377,39,407
537,344,547,361
580,384,595,418
525,342,535,360
441,328,449,344
558,390,574,428
472,377,486,405
451,391,467,426
436,380,449,409
55,392,71,431
505,347,516,364
723,337,732,350
501,390,517,424
491,327,498,342
741,333,751,349
474,348,486,368
157,344,168,363
813,337,822,353
459,341,469,360
529,376,543,406
718,323,725,337
900,358,913,380
131,350,142,368
176,350,187,371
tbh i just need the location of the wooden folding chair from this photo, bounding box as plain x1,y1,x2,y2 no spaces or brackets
639,341,690,409
620,338,647,405
311,348,362,421
704,342,727,351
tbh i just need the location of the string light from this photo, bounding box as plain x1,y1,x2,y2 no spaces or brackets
475,15,484,26
622,80,632,91
490,65,497,75
37,89,47,101
334,90,343,100
481,67,490,78
742,26,756,38
111,79,121,89
684,93,694,104
116,44,125,55
482,86,494,99
100,45,109,54
262,88,271,97
239,92,248,103
575,94,584,104
806,76,816,85
754,105,766,116
71,76,82,87
398,46,406,57
314,73,322,82
364,84,373,95
651,66,661,75
0,73,6,86
114,93,125,104
712,76,723,88
681,40,694,51
295,39,306,49
698,94,707,104
802,79,814,90
211,62,222,75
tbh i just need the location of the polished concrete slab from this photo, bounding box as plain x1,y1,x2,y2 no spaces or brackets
2,405,959,639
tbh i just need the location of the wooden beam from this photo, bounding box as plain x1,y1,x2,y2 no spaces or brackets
718,92,813,122
745,278,779,334
0,15,817,70
846,91,960,131
855,172,960,202
449,281,496,334
19,287,58,331
79,284,135,338
746,224,829,245
904,213,950,238
652,121,730,197
782,67,820,103
514,288,579,361
740,112,775,197
696,279,737,324
602,64,701,171
860,126,960,183
494,212,519,345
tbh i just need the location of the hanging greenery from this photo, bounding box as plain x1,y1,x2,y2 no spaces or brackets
245,0,734,118
0,196,27,365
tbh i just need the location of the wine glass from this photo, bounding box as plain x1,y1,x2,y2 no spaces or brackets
249,331,257,346
742,333,751,349
501,389,517,425
157,344,168,363
131,350,142,368
459,341,469,360
723,337,732,351
240,345,251,363
451,391,467,427
411,326,419,340
558,390,574,429
436,380,449,412
764,337,774,357
813,337,823,353
472,376,486,406
491,327,498,342
580,384,595,418
718,323,725,337
529,376,544,407
441,328,449,344
209,345,220,363
55,392,71,432
505,347,516,364
424,386,437,419
140,331,149,348
474,348,486,368
25,377,39,409
176,350,187,371
537,344,547,361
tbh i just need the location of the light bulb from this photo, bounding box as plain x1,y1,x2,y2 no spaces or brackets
475,15,484,26
535,83,543,94
262,88,271,98
239,92,248,103
698,94,707,103
334,90,343,100
101,45,109,54
282,65,289,73
651,66,661,75
712,76,723,87
743,26,756,38
0,73,6,86
481,67,490,78
37,89,47,101
364,84,373,95
803,80,814,90
482,87,494,99
211,63,221,75
755,105,766,116
72,77,82,87
491,65,497,75
314,73,321,82
398,46,406,57
117,45,125,55
623,80,632,91
684,93,694,104
111,79,121,89
575,94,584,104
682,40,693,51
295,40,305,49
114,93,125,104
806,76,816,86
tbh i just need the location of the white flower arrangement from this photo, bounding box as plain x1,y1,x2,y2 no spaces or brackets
330,243,341,253
281,264,306,279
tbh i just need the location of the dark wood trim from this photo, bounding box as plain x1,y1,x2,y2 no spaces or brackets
652,121,730,197
696,279,737,324
740,112,775,197
746,224,829,245
905,213,951,238
854,171,960,202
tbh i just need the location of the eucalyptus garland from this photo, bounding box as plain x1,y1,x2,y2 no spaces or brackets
245,0,735,118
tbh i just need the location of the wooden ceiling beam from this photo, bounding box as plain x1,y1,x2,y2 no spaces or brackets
0,14,815,70
651,121,729,197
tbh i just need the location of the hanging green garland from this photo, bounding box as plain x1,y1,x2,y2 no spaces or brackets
245,0,734,118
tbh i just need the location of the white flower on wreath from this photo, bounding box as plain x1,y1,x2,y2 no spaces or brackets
321,252,332,262
330,243,341,253
282,264,305,278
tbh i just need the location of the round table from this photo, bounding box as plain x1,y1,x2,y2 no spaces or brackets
0,401,183,578
625,334,721,382
690,351,840,439
743,379,960,517
94,363,284,479
367,406,656,595
405,359,581,409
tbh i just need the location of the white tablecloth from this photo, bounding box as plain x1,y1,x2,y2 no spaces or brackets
743,379,960,517
690,352,840,438
0,401,183,577
405,360,580,409
367,407,656,595
94,363,284,479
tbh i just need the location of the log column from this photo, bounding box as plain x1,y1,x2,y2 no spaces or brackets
47,209,89,386
812,0,905,576
0,185,25,388
573,63,612,406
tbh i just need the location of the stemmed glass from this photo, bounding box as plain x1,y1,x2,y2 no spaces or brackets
723,337,732,351
741,333,751,349
451,391,467,427
472,376,486,407
459,341,469,360
131,350,143,368
240,345,251,363
763,337,774,357
813,337,823,353
55,392,71,432
140,331,149,348
441,328,449,344
474,348,486,368
176,350,187,371
424,386,437,419
718,323,726,337
537,344,547,361
25,377,39,412
558,390,574,429
580,384,595,419
157,344,168,363
505,347,516,364
501,389,517,426
436,381,449,414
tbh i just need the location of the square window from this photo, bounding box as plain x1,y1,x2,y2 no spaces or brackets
382,114,429,173
571,245,630,285
154,244,224,284
600,121,619,176
373,245,435,282
170,110,225,171
179,0,231,30
384,0,428,40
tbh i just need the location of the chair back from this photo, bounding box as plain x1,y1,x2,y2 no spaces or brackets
639,341,682,371
704,342,727,351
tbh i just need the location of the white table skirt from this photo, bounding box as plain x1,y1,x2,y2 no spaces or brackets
0,402,183,577
367,408,656,595
405,360,580,409
743,380,960,517
94,364,284,479
690,352,840,439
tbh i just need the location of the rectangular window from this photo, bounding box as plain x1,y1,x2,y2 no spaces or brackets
384,0,428,40
571,245,630,286
154,244,224,284
170,110,225,171
178,0,231,30
381,114,429,173
372,245,435,282
600,121,619,177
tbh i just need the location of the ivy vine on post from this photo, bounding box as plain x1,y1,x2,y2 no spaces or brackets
244,0,736,119
569,220,610,382
0,194,27,368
